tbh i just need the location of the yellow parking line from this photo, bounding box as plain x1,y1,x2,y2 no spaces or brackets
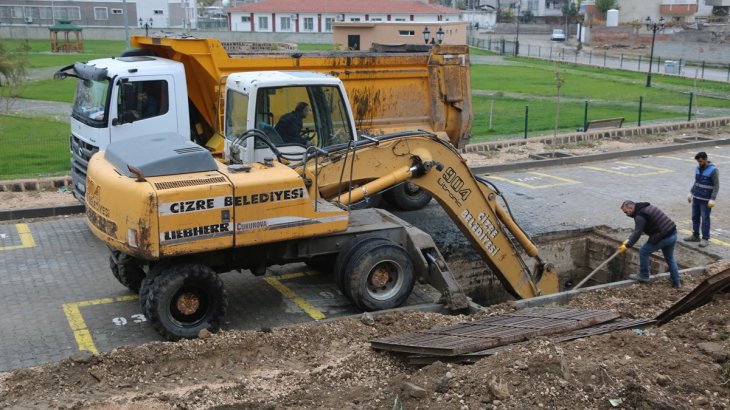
62,294,139,354
656,155,694,164
0,224,36,251
678,228,730,248
264,272,326,320
581,161,672,176
488,172,579,189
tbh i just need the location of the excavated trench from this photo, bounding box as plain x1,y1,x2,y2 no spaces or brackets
442,226,718,307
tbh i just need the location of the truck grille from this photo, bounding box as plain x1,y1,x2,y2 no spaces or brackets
70,134,99,201
154,177,227,190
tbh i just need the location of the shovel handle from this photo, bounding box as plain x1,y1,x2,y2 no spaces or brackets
574,250,621,290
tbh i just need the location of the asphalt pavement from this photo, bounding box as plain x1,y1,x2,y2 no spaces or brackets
1,142,728,372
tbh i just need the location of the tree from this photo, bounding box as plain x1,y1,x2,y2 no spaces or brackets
562,0,580,35
596,0,619,18
198,0,216,7
0,41,30,113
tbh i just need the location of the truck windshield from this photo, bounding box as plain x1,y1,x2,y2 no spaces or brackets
72,78,110,126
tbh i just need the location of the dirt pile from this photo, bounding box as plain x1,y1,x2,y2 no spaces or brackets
0,265,728,409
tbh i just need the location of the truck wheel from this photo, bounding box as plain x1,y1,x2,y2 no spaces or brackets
345,241,415,311
384,182,432,210
333,236,390,294
109,251,145,293
143,263,227,341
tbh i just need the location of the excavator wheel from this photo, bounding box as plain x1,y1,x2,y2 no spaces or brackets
333,236,390,293
142,263,227,341
345,240,415,311
109,250,146,293
384,182,432,211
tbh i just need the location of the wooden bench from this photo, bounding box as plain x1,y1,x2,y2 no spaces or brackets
583,117,624,132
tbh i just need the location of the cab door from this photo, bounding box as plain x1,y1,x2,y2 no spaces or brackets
111,76,176,142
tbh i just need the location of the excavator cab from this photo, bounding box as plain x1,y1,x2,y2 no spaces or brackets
223,71,356,165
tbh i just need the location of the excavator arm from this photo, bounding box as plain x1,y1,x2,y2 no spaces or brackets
306,132,559,299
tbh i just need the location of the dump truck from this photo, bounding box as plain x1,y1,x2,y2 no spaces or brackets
55,34,472,210
85,70,557,340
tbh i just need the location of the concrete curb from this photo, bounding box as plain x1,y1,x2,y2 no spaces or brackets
0,204,85,222
471,137,730,174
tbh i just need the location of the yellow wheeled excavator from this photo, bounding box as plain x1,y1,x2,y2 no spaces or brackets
86,70,558,340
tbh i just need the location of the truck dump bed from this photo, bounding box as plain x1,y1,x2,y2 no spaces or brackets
131,36,472,148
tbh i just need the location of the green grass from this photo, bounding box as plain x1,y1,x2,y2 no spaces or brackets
4,39,127,68
19,79,76,103
0,115,70,179
469,57,730,142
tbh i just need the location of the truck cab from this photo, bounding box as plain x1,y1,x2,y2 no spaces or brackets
223,71,357,163
62,57,188,199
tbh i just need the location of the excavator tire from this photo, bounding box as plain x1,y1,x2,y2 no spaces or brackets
384,183,432,211
109,251,146,293
142,263,227,341
345,240,415,311
333,236,390,293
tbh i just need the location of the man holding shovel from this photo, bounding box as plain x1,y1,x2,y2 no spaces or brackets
618,200,681,288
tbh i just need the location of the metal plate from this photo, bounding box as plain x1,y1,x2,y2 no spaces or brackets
371,307,620,356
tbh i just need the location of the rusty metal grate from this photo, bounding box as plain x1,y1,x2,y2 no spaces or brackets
154,176,227,190
405,318,654,366
371,308,620,356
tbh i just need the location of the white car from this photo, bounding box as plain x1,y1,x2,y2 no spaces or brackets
551,29,566,41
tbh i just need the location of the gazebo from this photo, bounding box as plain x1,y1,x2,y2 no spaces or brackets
49,20,84,53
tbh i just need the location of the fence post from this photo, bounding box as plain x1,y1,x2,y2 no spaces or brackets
638,96,643,127
575,51,578,64
638,55,642,71
489,100,495,130
550,47,553,60
727,63,730,82
620,54,624,68
524,106,529,139
488,36,492,50
679,59,683,74
528,44,531,56
688,92,694,121
589,50,592,64
539,45,541,58
561,49,565,61
701,61,706,79
604,52,607,67
583,100,589,131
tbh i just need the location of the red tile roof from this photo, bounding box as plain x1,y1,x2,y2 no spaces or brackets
227,0,460,15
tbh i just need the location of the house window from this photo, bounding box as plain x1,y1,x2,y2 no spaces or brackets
350,17,361,22
303,17,313,31
371,18,382,21
325,17,334,31
241,16,250,22
39,7,53,19
53,7,81,20
398,30,414,36
258,16,269,29
94,7,109,20
111,9,124,15
280,17,291,30
153,10,164,15
394,18,406,22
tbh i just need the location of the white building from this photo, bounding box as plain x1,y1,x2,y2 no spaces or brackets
226,0,462,33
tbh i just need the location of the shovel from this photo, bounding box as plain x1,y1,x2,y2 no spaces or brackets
573,250,620,290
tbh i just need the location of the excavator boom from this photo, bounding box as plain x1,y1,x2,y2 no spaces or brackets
308,132,559,299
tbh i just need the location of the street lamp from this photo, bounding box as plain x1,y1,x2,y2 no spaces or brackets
139,17,153,36
422,26,431,44
436,26,444,44
645,16,665,88
515,1,521,56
